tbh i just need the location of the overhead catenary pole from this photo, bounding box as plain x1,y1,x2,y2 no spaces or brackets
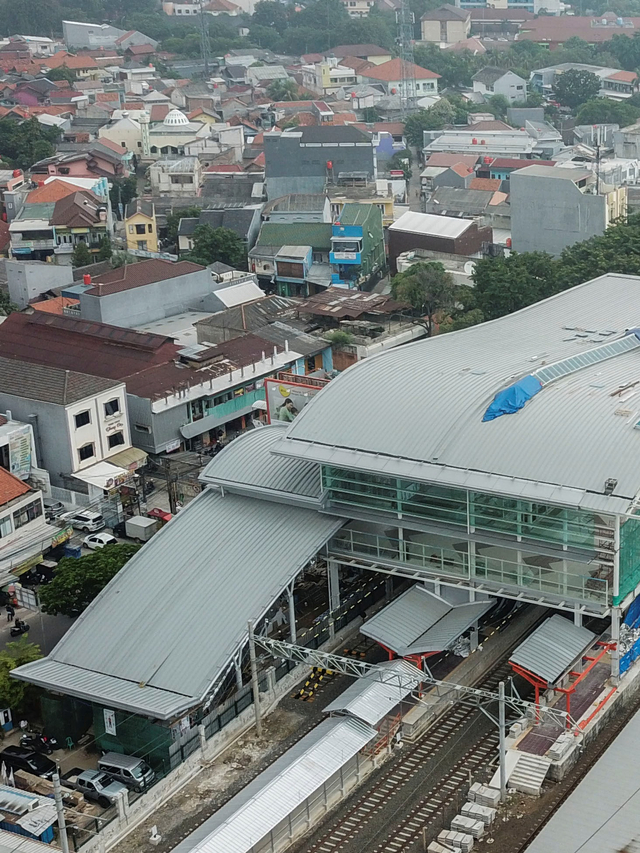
248,620,263,737
498,681,507,802
53,773,70,853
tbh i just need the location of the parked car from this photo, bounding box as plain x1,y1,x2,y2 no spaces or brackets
83,532,117,551
98,752,155,792
43,498,65,521
0,746,56,779
62,768,128,808
63,511,105,532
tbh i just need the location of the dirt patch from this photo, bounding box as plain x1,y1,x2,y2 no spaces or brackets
112,708,306,853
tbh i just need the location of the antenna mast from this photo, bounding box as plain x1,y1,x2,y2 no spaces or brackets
199,0,211,79
396,0,416,119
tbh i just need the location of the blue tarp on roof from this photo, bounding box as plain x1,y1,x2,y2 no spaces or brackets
482,374,543,422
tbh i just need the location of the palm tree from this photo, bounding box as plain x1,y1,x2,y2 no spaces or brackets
267,78,299,102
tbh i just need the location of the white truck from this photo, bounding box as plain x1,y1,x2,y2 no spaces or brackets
125,516,158,543
63,768,129,808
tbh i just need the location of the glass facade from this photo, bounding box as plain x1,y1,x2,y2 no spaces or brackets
322,466,607,551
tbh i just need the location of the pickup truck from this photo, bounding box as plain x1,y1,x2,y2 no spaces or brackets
62,768,129,808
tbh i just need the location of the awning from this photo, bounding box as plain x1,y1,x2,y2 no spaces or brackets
509,614,596,685
180,405,255,439
72,461,130,490
107,446,148,471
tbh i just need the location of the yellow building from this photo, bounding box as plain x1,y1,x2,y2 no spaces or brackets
124,199,158,253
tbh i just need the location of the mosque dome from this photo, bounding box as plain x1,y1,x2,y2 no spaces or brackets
163,109,190,127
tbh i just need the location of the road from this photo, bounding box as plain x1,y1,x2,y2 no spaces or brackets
0,607,76,655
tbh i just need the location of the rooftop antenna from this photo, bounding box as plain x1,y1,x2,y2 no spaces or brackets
396,0,416,120
199,0,211,80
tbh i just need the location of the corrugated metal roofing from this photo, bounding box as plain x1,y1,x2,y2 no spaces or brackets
509,614,595,684
13,488,342,718
388,210,472,238
281,274,640,505
323,660,421,725
200,424,321,500
360,586,493,655
170,717,376,853
526,705,640,853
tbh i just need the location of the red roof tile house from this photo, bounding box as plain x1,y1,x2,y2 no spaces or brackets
360,58,440,96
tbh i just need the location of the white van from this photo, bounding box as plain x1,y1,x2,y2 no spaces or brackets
98,752,155,792
64,511,105,532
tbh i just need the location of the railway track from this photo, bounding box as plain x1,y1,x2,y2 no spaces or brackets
296,660,517,853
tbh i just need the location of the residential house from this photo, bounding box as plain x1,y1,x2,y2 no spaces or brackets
125,44,156,61
329,203,385,288
420,5,471,46
339,0,377,18
62,21,158,51
420,152,479,194
517,13,640,49
249,221,333,294
423,185,509,228
30,146,129,180
0,466,64,584
264,126,376,199
387,210,491,273
472,67,527,104
301,61,360,98
510,164,627,256
0,357,132,493
475,156,556,189
171,85,220,113
360,58,440,98
326,45,393,65
424,129,545,159
98,113,145,154
177,207,262,256
246,66,290,87
148,157,202,196
6,259,74,309
125,200,158,253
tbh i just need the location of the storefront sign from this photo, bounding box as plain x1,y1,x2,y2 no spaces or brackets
164,439,181,453
51,527,73,548
104,708,117,736
105,420,124,435
265,379,326,424
9,426,32,479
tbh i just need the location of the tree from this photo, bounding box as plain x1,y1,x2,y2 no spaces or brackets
391,262,456,336
404,100,456,146
553,68,601,110
0,117,59,170
0,638,42,714
576,97,640,127
71,241,92,268
471,252,558,321
185,224,246,269
252,0,289,33
97,234,112,261
46,65,76,85
486,94,510,119
389,150,412,179
361,106,382,123
39,543,140,617
109,175,138,214
267,78,299,102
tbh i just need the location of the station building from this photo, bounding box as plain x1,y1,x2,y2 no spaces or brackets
12,273,640,774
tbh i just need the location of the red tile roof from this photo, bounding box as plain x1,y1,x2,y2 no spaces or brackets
205,164,243,172
0,468,31,506
372,121,405,135
96,92,120,103
451,162,474,177
126,43,156,55
468,119,512,131
330,44,391,58
518,14,640,43
88,260,206,296
96,136,126,154
27,181,79,204
31,296,80,315
607,69,638,82
361,58,440,81
46,53,99,70
469,177,501,191
251,151,265,167
470,7,534,19
150,103,170,123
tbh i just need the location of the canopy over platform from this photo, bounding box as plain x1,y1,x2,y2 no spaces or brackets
360,585,494,656
323,659,422,726
509,614,596,686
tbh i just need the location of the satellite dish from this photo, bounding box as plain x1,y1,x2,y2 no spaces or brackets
464,261,476,276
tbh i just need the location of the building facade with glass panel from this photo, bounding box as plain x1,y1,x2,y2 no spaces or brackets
273,273,640,680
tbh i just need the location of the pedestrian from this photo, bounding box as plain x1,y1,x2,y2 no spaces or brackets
5,605,13,623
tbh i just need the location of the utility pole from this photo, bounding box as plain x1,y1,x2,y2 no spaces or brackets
53,773,70,853
248,621,263,737
498,681,507,802
396,0,416,120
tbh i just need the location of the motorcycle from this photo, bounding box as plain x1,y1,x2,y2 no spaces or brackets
143,480,155,496
10,620,29,637
20,731,59,754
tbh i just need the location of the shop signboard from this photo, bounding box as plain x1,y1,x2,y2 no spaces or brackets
9,426,32,479
265,378,326,424
104,708,117,736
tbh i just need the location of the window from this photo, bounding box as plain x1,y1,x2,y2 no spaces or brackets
137,240,147,250
108,431,125,449
104,398,120,417
0,516,11,538
137,141,142,148
134,423,151,433
128,225,134,234
74,411,90,429
13,499,43,530
148,223,153,233
135,224,146,234
121,141,126,148
79,443,95,462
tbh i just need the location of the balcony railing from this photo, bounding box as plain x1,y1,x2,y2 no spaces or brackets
329,529,609,607
202,387,265,421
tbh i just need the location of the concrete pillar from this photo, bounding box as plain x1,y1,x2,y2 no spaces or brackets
328,558,340,612
385,576,393,602
468,540,476,581
234,654,243,691
198,724,207,759
574,604,582,627
288,584,297,644
611,605,621,683
470,625,479,652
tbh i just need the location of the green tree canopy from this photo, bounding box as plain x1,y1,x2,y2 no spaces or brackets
46,65,76,84
576,97,640,126
109,175,138,213
267,78,299,102
165,206,202,244
0,638,42,715
252,0,289,33
553,68,602,109
471,252,558,321
96,234,113,261
185,225,246,269
404,100,456,146
391,262,456,336
71,241,92,268
39,543,140,617
0,117,59,170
